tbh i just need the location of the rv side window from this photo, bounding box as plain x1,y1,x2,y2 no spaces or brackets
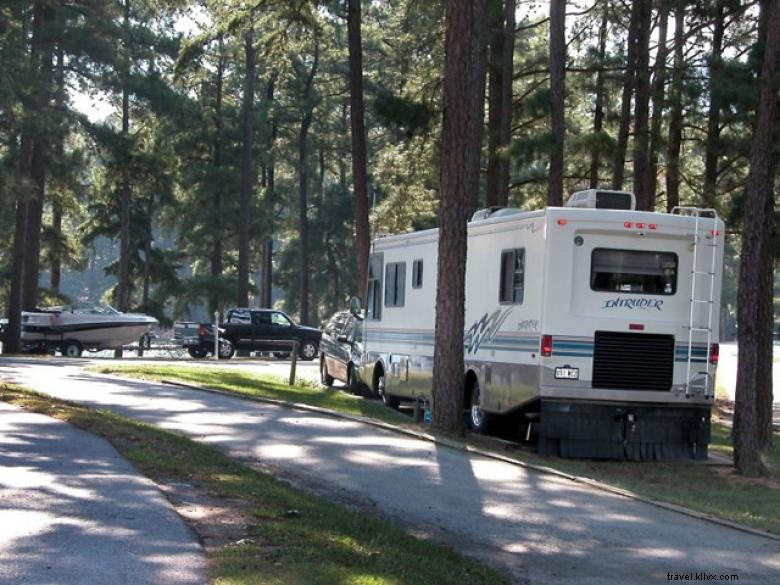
499,249,525,304
412,259,423,289
591,249,678,295
385,262,406,307
366,254,383,320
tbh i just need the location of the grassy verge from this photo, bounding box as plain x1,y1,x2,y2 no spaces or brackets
90,364,410,426
0,383,507,585
94,364,780,536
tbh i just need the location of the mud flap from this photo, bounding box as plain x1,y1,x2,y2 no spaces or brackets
539,401,711,461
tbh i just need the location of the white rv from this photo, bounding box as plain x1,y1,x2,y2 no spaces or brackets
357,189,724,460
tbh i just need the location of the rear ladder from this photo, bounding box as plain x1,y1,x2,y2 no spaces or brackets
672,206,719,398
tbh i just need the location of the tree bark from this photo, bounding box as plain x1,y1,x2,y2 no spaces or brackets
486,0,515,208
237,25,256,308
632,0,652,210
261,74,277,309
589,8,608,189
50,34,65,295
431,0,487,433
296,41,319,325
548,0,565,206
612,0,641,190
348,0,371,304
117,0,131,312
703,2,725,209
734,0,780,477
665,2,685,212
23,2,55,310
646,0,669,206
209,39,225,315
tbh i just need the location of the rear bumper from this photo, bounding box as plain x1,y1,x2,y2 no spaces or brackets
539,400,711,460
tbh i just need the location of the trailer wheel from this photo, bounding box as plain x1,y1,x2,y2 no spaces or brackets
376,369,399,409
62,340,83,358
467,379,495,433
188,347,208,359
320,355,334,387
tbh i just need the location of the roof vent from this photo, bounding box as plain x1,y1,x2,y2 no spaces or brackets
566,189,636,210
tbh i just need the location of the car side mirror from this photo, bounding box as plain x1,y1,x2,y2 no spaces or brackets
349,296,363,319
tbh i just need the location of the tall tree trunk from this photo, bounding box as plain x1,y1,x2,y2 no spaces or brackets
23,2,54,310
703,2,725,209
142,195,153,305
237,25,256,307
548,0,565,206
431,0,487,433
50,35,65,294
589,8,608,188
261,75,277,309
297,42,319,325
5,138,34,354
117,0,131,312
647,1,669,203
734,0,780,477
632,0,652,210
666,2,685,212
209,41,225,315
486,0,516,208
348,0,371,303
613,0,641,190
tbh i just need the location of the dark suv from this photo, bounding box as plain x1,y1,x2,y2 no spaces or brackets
319,310,365,392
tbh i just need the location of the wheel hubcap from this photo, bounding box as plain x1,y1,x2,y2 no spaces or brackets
471,388,483,427
303,344,316,359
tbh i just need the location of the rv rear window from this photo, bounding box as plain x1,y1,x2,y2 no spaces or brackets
499,248,525,304
385,262,406,307
591,249,678,295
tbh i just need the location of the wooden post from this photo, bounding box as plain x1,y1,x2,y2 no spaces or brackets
289,341,298,385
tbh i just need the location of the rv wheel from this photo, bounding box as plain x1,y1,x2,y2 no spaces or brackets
468,380,495,433
320,356,334,387
62,340,83,358
376,371,399,409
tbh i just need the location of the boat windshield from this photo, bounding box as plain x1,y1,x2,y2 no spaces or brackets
70,303,121,315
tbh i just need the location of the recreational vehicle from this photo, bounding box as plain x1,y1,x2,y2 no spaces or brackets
357,189,724,460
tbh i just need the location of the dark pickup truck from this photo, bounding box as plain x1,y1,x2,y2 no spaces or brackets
178,308,321,360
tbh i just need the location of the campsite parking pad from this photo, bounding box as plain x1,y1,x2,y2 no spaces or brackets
2,356,779,585
0,400,206,585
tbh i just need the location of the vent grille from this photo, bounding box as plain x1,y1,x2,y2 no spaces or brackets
592,331,674,391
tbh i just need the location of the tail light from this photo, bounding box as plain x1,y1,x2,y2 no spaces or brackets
198,324,206,336
541,335,553,357
709,343,719,365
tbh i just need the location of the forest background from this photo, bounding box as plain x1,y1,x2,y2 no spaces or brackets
0,0,774,332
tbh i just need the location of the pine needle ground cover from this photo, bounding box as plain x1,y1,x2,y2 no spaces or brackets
94,364,780,536
0,384,507,585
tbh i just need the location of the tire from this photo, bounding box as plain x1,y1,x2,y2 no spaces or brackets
62,340,83,358
217,338,235,359
467,379,495,434
320,356,334,387
299,341,318,361
347,365,359,394
376,370,399,409
188,346,208,359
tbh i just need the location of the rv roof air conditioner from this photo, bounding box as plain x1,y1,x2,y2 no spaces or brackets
566,189,636,210
471,207,523,221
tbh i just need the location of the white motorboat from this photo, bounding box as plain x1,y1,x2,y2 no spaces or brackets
15,304,158,357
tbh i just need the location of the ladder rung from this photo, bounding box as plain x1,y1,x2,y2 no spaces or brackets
689,327,711,332
690,299,713,304
691,271,716,275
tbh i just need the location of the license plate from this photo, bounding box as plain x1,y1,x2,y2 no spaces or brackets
555,367,579,380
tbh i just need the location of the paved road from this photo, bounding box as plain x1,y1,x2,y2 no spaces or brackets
0,400,206,585
2,357,778,585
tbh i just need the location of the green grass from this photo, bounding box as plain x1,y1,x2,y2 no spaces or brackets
91,364,780,535
90,364,410,426
0,384,508,585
